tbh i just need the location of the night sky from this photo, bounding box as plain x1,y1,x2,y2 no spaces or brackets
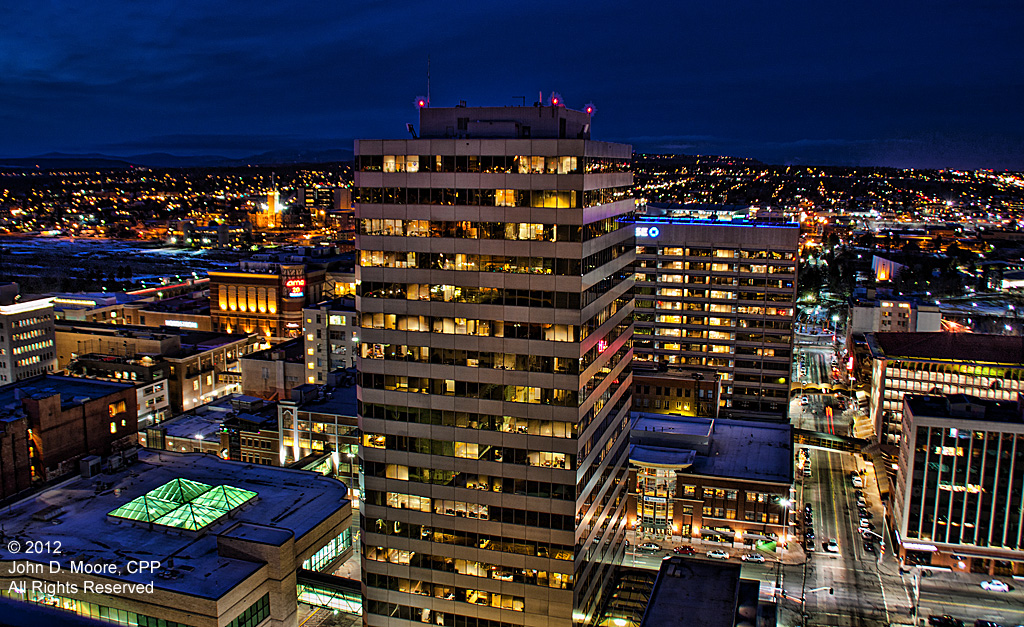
3,1,1023,169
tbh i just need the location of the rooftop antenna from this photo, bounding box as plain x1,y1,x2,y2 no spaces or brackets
427,55,431,107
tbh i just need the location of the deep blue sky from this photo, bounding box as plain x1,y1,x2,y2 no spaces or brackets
2,0,1023,169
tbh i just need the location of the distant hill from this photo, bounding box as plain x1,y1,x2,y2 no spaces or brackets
0,148,355,170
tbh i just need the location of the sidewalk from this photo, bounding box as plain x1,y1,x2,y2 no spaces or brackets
626,529,807,565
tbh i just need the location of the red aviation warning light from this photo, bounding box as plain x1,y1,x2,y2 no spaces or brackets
550,92,563,107
415,96,427,108
584,102,596,116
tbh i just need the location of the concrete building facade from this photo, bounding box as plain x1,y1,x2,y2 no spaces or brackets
302,297,358,384
56,321,257,414
356,104,634,627
847,298,941,336
0,293,58,384
633,214,799,421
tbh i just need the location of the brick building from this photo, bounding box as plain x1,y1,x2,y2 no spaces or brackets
0,375,137,498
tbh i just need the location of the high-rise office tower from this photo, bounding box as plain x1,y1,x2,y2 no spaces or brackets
633,209,799,421
356,103,634,626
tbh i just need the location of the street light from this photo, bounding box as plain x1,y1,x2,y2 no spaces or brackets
779,498,793,546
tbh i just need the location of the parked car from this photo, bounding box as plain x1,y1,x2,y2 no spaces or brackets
741,553,765,563
862,541,875,553
825,538,839,553
706,549,730,560
928,616,964,627
852,476,863,488
673,545,696,555
974,621,1002,627
981,579,1010,593
805,529,815,540
638,542,662,552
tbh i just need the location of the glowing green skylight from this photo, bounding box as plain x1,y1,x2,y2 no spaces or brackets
147,478,213,504
153,502,226,531
107,495,179,522
192,485,258,511
108,478,258,531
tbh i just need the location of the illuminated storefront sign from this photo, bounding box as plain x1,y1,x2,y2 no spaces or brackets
164,319,199,329
285,278,306,298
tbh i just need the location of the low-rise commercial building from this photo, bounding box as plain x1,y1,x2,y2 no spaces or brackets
278,383,359,495
0,449,352,627
893,394,1024,575
143,394,281,464
67,354,171,429
629,413,793,548
0,374,137,498
221,395,281,466
632,365,721,418
56,320,257,413
240,338,306,401
640,556,768,627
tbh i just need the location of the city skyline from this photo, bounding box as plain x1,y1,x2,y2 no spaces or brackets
2,1,1024,170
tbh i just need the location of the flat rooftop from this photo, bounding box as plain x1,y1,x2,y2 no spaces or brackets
56,320,250,356
154,394,278,438
641,556,742,627
906,393,1023,424
631,445,697,468
152,409,226,440
634,415,714,438
295,385,357,417
0,374,134,410
631,413,792,484
0,450,349,600
309,296,355,311
870,332,1024,364
243,337,304,362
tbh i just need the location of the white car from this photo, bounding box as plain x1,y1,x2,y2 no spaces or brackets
706,549,730,560
825,538,839,553
740,553,765,563
981,579,1010,592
